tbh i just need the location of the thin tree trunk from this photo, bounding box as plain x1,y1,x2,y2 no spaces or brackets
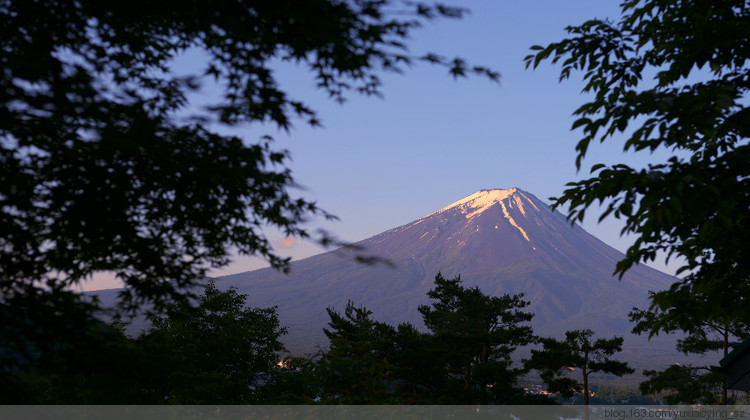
583,368,589,406
722,328,729,403
464,364,471,398
583,369,590,420
479,344,488,405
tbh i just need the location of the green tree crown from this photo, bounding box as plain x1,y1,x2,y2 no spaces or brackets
525,0,750,324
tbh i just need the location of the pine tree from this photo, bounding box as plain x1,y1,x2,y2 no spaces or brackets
527,329,634,406
418,273,534,404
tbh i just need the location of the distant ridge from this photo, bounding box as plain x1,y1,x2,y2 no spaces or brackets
217,188,681,370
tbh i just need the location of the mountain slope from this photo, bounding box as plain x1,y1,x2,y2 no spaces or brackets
217,188,680,369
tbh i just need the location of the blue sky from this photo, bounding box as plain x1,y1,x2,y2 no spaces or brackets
87,1,684,290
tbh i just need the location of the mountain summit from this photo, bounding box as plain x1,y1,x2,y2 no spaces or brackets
218,188,678,367
351,188,667,293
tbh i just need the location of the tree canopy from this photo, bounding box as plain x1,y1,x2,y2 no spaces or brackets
526,329,633,406
525,0,750,323
310,273,539,405
3,280,289,403
1,0,496,311
140,280,287,404
314,302,400,404
0,0,498,380
630,294,750,404
418,273,535,404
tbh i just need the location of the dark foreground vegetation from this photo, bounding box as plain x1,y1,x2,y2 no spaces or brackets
4,274,635,404
4,273,746,404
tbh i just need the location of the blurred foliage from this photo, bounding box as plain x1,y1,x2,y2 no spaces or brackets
0,0,497,398
526,0,750,324
1,0,498,310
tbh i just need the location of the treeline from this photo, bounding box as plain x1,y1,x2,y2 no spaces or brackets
1,273,744,404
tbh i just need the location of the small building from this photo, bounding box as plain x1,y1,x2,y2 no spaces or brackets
719,337,750,392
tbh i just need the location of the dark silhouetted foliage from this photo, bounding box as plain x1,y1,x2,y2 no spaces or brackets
1,0,494,316
418,273,535,404
2,281,288,404
313,302,400,404
0,0,497,396
525,0,750,325
630,295,750,404
526,329,634,406
0,309,161,404
312,273,539,404
639,364,727,405
139,280,286,404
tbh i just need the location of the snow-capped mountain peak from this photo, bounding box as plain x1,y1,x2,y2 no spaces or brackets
426,188,517,217
424,188,536,241
444,188,516,217
216,188,679,367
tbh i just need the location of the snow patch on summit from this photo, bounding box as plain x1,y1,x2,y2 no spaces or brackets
411,189,542,243
456,189,514,214
416,189,516,221
438,188,516,218
421,188,533,242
